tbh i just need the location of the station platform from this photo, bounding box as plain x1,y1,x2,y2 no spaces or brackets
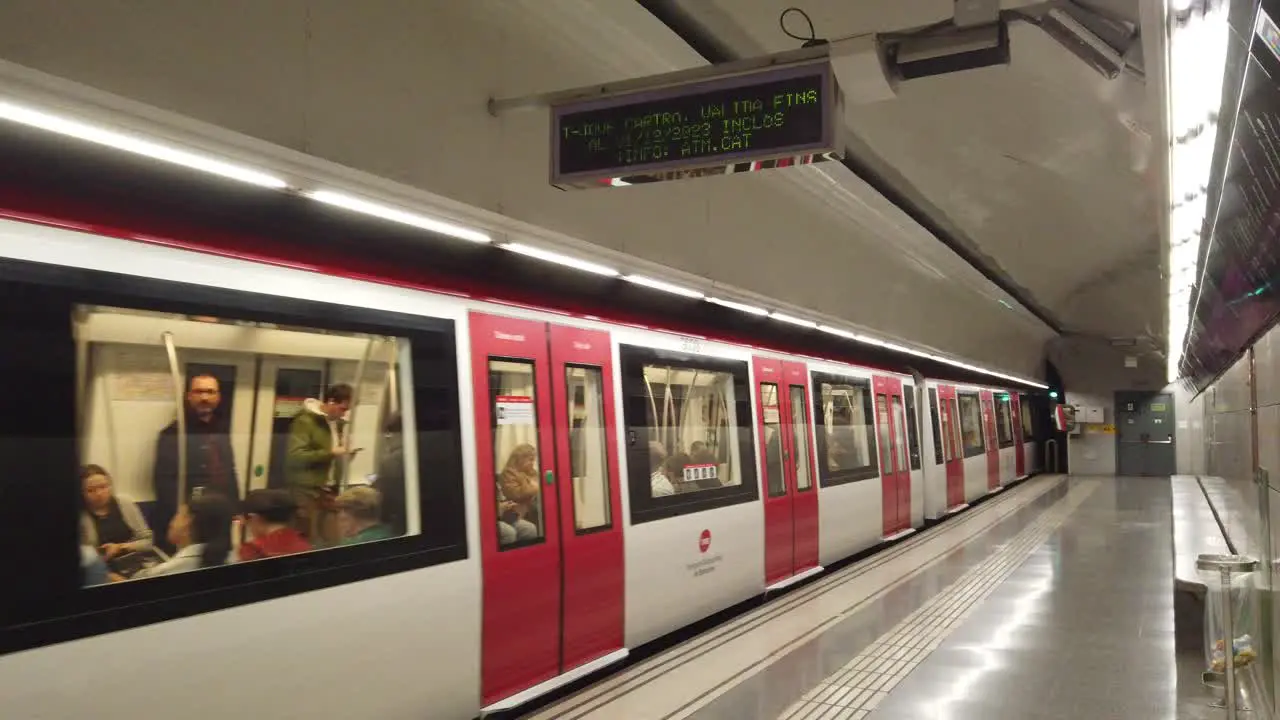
518,475,1222,719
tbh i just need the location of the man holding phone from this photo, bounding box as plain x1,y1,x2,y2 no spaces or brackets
285,383,358,542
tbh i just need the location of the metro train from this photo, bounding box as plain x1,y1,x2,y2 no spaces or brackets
0,213,1042,720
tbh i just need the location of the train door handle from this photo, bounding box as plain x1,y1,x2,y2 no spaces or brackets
545,470,555,486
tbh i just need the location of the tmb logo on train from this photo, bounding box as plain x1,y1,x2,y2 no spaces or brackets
698,529,712,553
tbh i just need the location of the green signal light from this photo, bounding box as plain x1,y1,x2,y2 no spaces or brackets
1049,390,1059,399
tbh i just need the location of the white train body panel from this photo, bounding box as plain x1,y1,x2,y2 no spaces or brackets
817,478,886,565
0,561,482,719
624,501,764,647
999,445,1017,486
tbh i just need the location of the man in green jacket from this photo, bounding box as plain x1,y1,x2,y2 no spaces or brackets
286,383,355,542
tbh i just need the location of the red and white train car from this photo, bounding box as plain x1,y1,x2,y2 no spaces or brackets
0,210,1046,719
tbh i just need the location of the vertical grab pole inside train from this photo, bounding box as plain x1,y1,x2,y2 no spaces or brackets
72,309,90,443
643,373,660,455
342,337,374,491
384,339,400,415
161,331,187,505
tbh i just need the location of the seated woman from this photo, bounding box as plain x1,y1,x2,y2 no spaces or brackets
497,443,539,544
239,489,312,560
335,486,393,545
79,464,153,573
133,493,235,579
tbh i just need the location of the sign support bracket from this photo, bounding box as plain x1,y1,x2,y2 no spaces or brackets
487,45,830,116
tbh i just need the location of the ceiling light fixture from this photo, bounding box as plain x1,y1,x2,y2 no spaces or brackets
309,190,491,243
624,275,704,298
503,242,619,276
0,99,289,189
818,325,858,339
771,312,818,329
707,297,770,316
1164,0,1232,382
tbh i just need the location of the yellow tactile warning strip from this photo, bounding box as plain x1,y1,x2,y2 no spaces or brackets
778,480,1099,720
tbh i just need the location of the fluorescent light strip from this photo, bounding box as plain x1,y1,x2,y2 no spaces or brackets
0,100,288,189
707,297,769,316
624,275,704,298
770,312,818,329
503,243,619,276
818,325,858,339
309,190,490,243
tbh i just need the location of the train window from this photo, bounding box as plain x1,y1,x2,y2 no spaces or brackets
1020,394,1034,440
0,259,465,652
566,366,611,533
810,372,879,486
72,304,421,584
928,389,943,465
903,389,922,471
761,383,787,497
957,392,985,457
875,394,894,475
789,386,814,492
490,359,546,548
995,395,1015,448
892,395,911,473
617,345,758,524
949,400,964,461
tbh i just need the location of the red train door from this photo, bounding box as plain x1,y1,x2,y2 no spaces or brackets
784,361,820,577
873,375,910,535
937,385,965,508
754,357,820,589
980,390,1000,490
471,312,625,708
1011,393,1026,477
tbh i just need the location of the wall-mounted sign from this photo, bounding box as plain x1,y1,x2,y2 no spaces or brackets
551,61,840,189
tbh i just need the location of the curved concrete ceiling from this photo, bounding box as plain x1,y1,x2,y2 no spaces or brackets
645,0,1165,347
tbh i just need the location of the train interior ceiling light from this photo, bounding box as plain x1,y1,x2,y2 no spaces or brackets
1165,0,1231,382
0,88,1046,389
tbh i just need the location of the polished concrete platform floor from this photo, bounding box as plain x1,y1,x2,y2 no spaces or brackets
520,477,1238,720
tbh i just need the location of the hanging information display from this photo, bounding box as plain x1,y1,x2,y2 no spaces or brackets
550,61,840,188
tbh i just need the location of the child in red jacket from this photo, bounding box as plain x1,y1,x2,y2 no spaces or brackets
240,489,312,561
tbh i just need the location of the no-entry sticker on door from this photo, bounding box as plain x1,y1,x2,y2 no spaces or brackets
496,396,534,425
683,463,719,482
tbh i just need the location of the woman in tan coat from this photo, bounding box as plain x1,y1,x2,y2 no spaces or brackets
497,443,540,545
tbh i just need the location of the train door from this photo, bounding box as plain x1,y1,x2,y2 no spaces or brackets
753,357,820,589
250,359,326,492
470,312,625,709
872,376,909,536
182,355,256,498
937,385,965,509
980,390,1000,490
1010,392,1026,478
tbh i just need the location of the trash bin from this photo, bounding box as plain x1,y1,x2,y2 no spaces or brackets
1198,554,1260,716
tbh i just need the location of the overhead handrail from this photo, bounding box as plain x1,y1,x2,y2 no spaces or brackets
161,331,187,504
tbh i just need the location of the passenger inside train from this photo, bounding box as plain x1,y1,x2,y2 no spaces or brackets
74,303,416,585
79,463,154,581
